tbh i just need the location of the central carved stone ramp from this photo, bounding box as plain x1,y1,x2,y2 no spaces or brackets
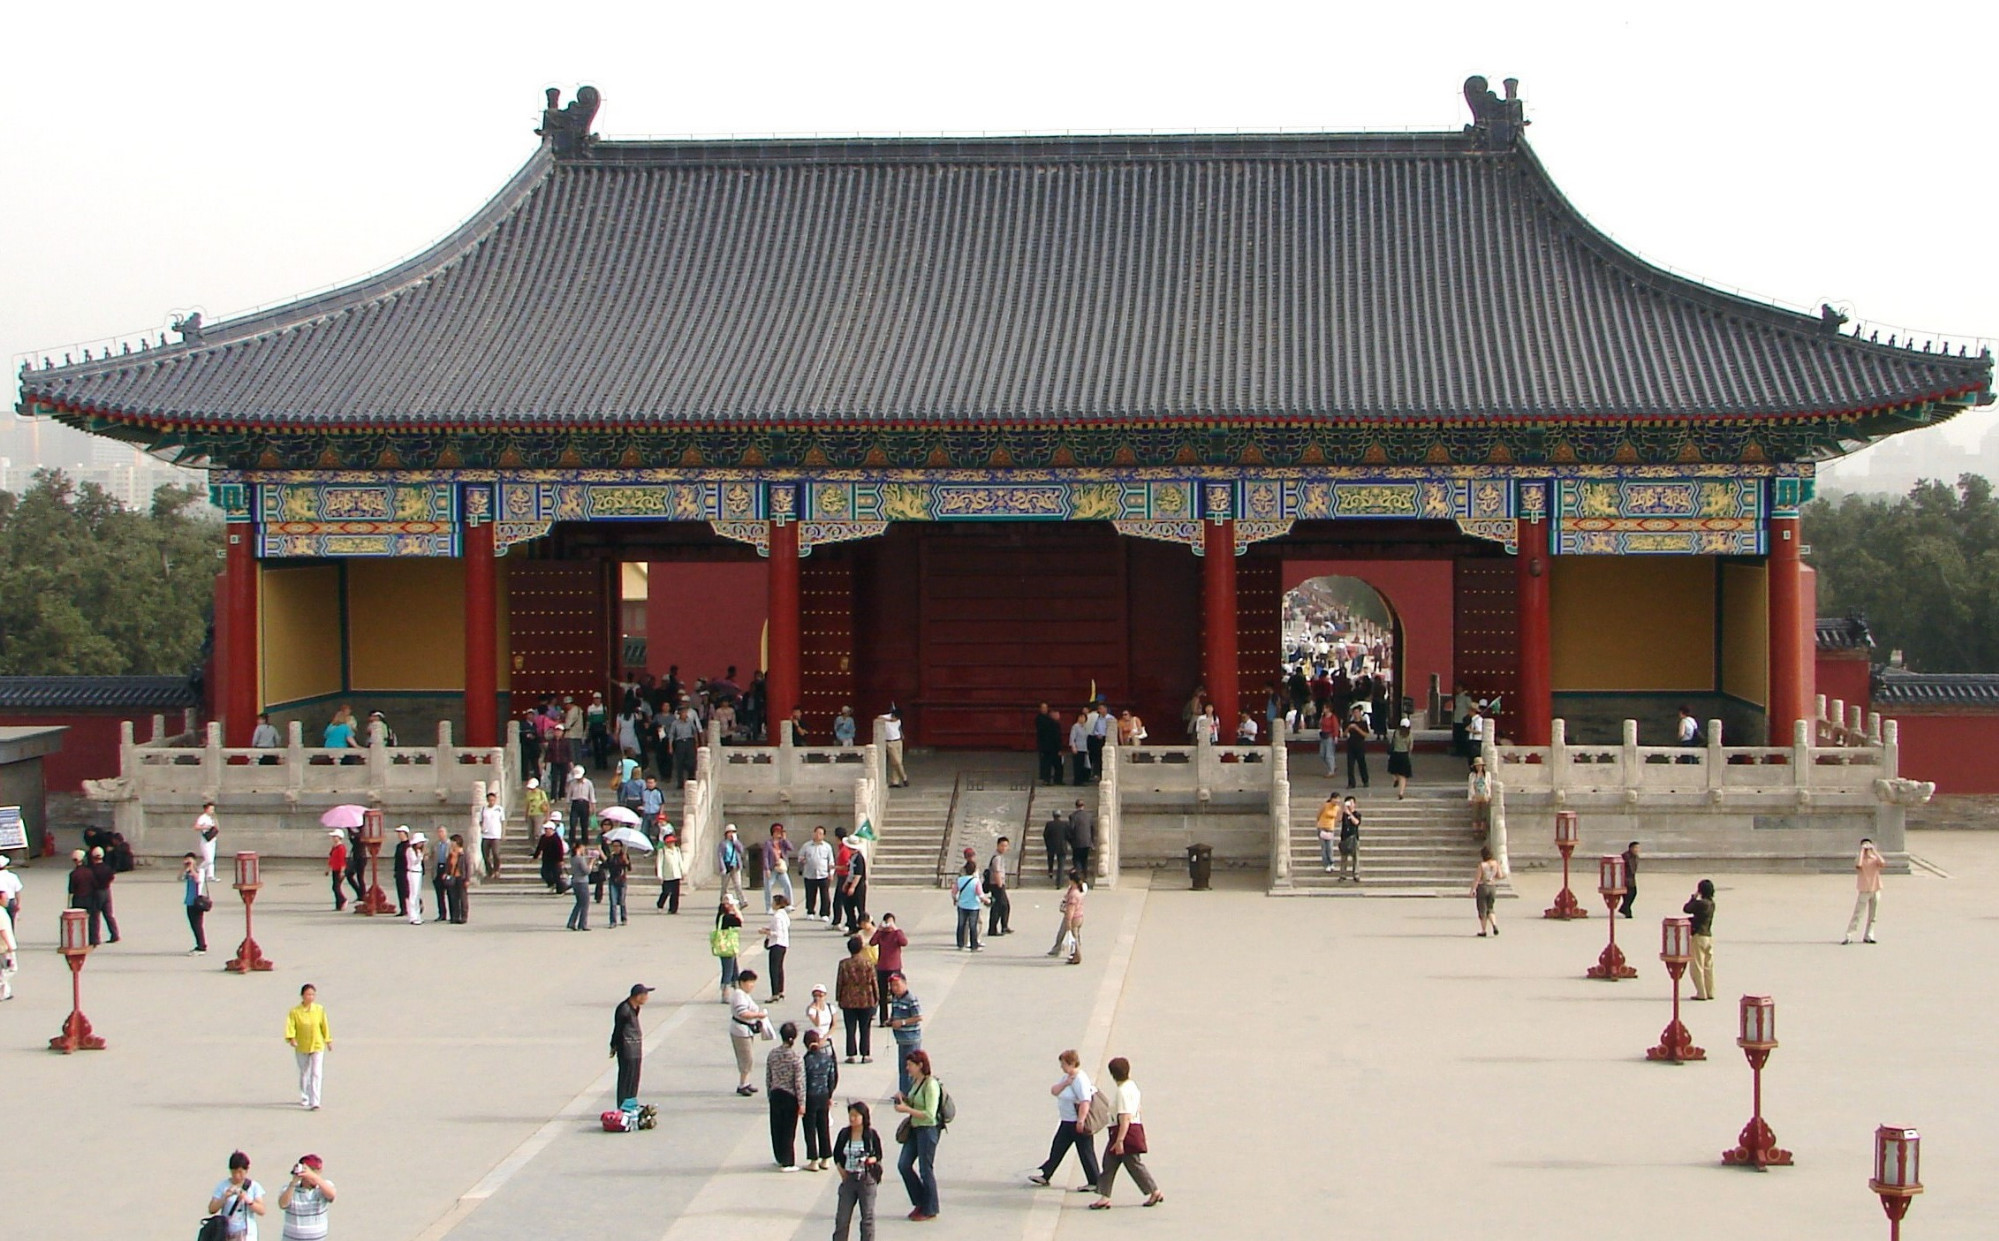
1278,787,1489,896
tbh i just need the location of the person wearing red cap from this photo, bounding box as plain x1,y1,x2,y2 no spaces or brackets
277,1154,336,1239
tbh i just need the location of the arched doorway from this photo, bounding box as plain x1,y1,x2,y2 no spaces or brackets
1279,575,1403,734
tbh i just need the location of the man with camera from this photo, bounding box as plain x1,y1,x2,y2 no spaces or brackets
277,1154,336,1239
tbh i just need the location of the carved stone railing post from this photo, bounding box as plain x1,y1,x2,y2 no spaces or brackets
1549,718,1569,795
1195,729,1215,800
1792,718,1814,792
1882,719,1900,782
1270,720,1292,889
150,714,167,745
366,719,388,787
1621,719,1641,790
1706,718,1726,793
1490,778,1509,874
1098,743,1120,888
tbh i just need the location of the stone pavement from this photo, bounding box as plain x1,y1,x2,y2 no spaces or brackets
3,832,1995,1239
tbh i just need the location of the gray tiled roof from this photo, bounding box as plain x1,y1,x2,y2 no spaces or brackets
1873,670,1999,709
1815,616,1875,651
0,675,200,712
18,132,1991,430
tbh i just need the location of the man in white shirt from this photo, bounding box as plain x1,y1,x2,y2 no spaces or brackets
478,792,506,877
798,825,835,922
1467,702,1488,767
1068,714,1091,785
564,769,596,848
195,801,219,881
1236,711,1260,744
878,709,907,788
0,854,22,921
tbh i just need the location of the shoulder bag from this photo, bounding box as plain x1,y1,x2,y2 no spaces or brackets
1078,1087,1115,1136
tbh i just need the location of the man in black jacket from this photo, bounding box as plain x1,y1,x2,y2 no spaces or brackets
611,983,652,1104
1035,703,1064,785
1068,801,1097,884
1620,842,1641,918
1042,811,1071,883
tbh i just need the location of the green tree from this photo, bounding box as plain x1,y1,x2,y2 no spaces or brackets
1805,474,1999,672
0,470,222,676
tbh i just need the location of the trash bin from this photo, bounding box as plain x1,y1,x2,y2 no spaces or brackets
745,838,766,890
1186,843,1213,891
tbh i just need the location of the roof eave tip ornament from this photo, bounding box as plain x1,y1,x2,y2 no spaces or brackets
537,86,602,158
1463,75,1528,150
171,311,203,343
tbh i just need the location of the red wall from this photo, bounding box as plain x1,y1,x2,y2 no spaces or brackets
1815,653,1872,721
1282,558,1455,709
647,561,767,687
0,713,129,793
1886,712,1999,795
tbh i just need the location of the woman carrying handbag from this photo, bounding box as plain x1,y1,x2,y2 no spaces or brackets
1089,1057,1163,1209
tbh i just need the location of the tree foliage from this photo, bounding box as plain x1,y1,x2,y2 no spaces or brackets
0,470,222,676
1804,473,1999,672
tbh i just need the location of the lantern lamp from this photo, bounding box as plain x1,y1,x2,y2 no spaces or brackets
224,851,274,973
1585,855,1637,980
1722,994,1791,1168
1544,812,1588,920
1870,1125,1921,1240
1739,994,1777,1049
58,907,89,954
1646,917,1704,1063
48,909,106,1053
355,808,396,914
1554,810,1580,846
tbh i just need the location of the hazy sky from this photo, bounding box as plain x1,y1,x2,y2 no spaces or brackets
5,0,1992,486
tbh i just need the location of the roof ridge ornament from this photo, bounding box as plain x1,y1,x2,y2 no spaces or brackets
1463,75,1527,149
537,86,602,158
171,311,203,342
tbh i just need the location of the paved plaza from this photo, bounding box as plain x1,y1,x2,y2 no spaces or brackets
4,830,1993,1239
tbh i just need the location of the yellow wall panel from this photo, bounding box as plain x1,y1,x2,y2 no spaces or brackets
1720,562,1768,705
261,565,343,705
347,560,466,691
1551,558,1714,692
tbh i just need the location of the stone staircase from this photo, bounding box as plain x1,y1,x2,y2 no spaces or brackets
869,781,957,888
1278,789,1500,896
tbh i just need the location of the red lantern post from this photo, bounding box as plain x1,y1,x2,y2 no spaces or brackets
1584,854,1637,979
1722,995,1793,1168
1870,1125,1921,1240
1646,916,1705,1062
48,909,106,1053
355,809,396,915
225,851,274,972
1543,810,1588,919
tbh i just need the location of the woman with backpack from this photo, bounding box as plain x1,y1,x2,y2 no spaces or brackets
712,896,744,1002
832,1100,884,1241
1029,1049,1101,1191
892,1049,943,1221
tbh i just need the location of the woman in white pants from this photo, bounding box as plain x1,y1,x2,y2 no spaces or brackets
404,834,427,925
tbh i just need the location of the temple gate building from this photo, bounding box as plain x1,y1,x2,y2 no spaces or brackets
18,78,1991,773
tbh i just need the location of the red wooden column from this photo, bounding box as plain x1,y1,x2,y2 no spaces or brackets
1514,511,1552,746
221,523,260,747
767,518,802,736
463,520,499,748
1202,520,1239,730
1766,512,1805,744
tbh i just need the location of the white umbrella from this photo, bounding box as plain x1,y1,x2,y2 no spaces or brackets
599,806,642,826
603,826,654,852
